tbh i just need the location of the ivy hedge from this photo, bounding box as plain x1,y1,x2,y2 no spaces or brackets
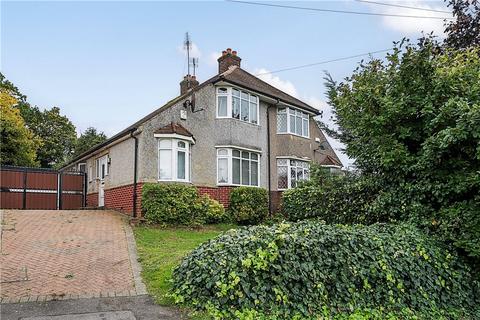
172,221,478,319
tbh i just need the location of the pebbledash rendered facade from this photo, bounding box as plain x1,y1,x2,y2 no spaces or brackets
63,49,342,217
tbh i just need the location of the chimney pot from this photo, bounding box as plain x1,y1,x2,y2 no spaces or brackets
180,74,199,95
217,48,241,74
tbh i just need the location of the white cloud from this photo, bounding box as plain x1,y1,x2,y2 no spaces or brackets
360,1,452,36
253,68,299,97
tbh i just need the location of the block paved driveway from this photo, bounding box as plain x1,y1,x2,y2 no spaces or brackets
1,210,145,303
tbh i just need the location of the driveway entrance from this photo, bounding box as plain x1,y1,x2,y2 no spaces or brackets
1,210,145,303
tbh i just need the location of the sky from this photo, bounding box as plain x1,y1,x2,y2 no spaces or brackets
1,0,452,167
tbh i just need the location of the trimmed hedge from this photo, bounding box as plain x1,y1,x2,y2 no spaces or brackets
228,187,268,225
172,221,478,319
142,183,227,225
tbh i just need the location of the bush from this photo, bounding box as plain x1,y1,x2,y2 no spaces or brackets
282,168,382,223
142,183,203,225
228,187,268,225
172,221,478,319
195,194,227,224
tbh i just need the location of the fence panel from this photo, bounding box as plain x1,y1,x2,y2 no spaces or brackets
0,165,86,210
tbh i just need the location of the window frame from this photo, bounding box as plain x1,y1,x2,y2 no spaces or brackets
277,106,310,138
157,138,191,182
216,86,260,125
216,147,260,187
277,157,310,190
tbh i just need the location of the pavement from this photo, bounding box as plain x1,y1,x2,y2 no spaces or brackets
0,295,183,320
1,210,146,303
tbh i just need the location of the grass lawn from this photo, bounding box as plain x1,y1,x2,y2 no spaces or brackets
134,223,235,306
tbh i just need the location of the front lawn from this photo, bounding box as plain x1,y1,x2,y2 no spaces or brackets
134,224,235,305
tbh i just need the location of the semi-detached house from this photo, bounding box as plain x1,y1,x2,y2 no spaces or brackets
63,48,342,217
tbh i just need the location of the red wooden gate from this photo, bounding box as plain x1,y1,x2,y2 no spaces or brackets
0,166,86,210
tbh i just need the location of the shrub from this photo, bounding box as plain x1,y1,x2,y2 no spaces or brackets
172,221,478,319
282,168,382,223
228,187,268,225
195,194,227,224
142,183,203,225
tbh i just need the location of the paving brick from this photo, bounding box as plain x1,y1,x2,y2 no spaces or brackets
0,210,136,301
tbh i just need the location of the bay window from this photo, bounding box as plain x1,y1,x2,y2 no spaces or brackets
217,148,260,186
277,158,309,189
158,138,191,182
277,107,309,138
216,87,259,124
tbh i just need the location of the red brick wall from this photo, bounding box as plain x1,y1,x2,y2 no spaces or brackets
104,183,143,216
86,193,98,207
197,186,235,208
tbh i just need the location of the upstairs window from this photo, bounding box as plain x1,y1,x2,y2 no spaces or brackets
158,138,191,182
277,107,309,138
217,148,260,186
216,87,259,124
277,159,309,189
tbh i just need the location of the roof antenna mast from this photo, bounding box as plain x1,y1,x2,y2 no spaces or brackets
184,32,192,76
192,57,199,76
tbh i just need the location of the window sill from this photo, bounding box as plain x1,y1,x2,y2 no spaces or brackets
215,117,261,127
217,183,261,188
276,132,310,139
157,179,192,184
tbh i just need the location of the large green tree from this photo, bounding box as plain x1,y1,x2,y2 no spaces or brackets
35,107,77,168
325,41,480,260
73,127,107,158
0,91,39,166
1,73,77,168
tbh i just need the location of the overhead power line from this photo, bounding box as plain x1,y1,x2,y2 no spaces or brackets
356,0,451,14
255,48,392,76
226,0,453,20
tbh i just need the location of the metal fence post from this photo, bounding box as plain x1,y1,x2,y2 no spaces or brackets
22,168,27,209
58,172,63,210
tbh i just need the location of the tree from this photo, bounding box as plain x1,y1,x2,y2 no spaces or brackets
35,107,77,168
0,90,39,166
1,73,78,168
325,41,480,261
73,127,107,158
444,0,480,49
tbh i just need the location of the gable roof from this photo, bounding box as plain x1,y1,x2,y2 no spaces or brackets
61,66,319,168
320,154,343,167
154,122,193,137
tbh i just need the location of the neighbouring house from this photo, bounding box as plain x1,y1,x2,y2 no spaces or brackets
62,48,342,216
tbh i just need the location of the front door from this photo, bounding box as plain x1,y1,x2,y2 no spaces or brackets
97,156,108,207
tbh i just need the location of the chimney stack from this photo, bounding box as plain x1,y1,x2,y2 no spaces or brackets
217,48,241,74
180,75,199,95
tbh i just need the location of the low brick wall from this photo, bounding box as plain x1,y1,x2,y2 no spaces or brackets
197,186,235,208
104,183,143,217
86,192,98,207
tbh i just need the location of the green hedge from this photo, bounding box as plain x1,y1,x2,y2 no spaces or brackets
282,169,382,223
142,183,227,225
228,187,268,225
172,221,478,319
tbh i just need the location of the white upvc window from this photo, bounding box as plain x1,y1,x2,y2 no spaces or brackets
217,148,260,186
95,155,109,180
88,165,93,182
216,87,259,125
158,138,191,182
277,106,309,138
277,158,310,190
